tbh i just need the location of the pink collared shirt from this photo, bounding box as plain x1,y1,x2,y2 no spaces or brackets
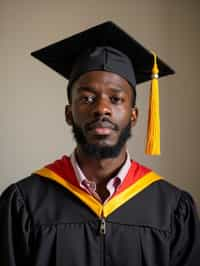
70,151,131,203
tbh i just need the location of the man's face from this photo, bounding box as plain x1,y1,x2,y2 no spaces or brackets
66,70,138,158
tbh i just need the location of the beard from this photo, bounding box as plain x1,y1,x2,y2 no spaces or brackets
71,120,132,159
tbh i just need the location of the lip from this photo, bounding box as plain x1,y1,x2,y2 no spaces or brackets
87,121,115,131
87,121,115,136
92,127,112,135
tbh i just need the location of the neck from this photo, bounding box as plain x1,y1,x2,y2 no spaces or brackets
75,145,127,185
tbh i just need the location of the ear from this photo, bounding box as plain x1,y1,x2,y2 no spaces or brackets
130,107,138,127
65,105,73,126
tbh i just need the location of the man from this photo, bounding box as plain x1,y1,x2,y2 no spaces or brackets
0,21,200,266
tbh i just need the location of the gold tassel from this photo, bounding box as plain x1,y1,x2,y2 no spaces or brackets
145,52,160,155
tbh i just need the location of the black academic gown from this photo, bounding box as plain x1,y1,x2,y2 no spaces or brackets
0,172,200,266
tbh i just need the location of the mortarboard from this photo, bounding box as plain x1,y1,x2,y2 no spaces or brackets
31,21,175,155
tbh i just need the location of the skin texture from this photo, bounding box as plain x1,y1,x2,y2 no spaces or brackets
65,70,138,200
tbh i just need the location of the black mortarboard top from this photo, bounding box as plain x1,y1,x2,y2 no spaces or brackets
31,21,174,86
31,21,175,155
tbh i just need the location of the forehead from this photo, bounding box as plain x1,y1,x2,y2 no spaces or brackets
72,70,133,94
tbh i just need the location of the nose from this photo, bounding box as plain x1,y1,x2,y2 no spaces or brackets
92,97,112,117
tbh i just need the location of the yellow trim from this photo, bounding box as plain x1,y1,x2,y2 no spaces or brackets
35,168,163,218
36,168,103,217
103,172,162,217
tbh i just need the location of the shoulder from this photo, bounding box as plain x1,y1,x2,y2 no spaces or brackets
127,161,198,225
130,159,183,207
131,160,181,194
0,175,55,210
140,171,193,215
15,173,71,208
14,154,72,197
150,178,182,204
137,168,198,228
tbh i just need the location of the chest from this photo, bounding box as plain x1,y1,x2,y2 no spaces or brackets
29,187,172,266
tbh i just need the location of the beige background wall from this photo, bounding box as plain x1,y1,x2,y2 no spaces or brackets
1,0,200,211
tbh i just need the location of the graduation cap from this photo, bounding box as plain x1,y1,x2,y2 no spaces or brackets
31,21,175,155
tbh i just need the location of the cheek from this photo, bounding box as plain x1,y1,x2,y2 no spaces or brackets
71,105,87,125
113,106,132,125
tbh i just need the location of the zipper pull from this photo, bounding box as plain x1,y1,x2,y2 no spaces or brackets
99,217,106,235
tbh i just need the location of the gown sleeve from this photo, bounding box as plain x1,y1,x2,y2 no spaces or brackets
170,191,200,266
0,184,32,266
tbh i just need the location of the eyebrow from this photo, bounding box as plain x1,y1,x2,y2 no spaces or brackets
77,86,125,93
77,86,96,93
110,87,124,93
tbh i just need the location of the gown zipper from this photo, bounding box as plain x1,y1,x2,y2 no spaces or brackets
99,217,106,235
99,215,106,266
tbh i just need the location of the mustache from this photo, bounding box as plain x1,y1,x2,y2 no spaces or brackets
85,117,119,131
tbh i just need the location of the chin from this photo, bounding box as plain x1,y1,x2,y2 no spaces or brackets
72,121,131,159
87,135,118,146
87,140,118,148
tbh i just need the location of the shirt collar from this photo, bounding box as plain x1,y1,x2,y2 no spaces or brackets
70,150,131,189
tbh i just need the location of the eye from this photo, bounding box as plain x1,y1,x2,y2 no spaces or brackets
110,96,123,104
80,95,96,104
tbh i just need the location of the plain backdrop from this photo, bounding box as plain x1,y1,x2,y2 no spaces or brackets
0,0,200,212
